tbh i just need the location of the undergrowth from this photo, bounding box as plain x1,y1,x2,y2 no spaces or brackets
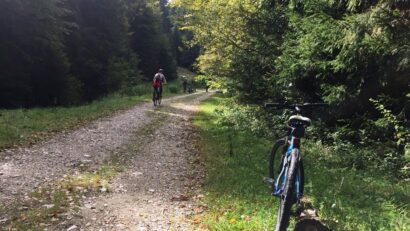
194,95,410,231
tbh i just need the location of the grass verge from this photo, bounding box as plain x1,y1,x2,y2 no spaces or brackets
0,82,181,150
193,95,410,231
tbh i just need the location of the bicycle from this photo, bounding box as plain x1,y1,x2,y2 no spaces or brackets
153,88,162,107
263,103,327,231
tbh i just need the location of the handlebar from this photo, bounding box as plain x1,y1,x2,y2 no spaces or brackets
264,102,328,111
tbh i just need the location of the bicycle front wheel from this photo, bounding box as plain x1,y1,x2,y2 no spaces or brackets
275,149,300,231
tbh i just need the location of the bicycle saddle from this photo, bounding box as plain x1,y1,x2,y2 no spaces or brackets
288,115,311,127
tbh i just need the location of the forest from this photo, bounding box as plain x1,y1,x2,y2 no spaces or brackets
0,0,198,108
172,0,409,178
0,0,408,192
169,0,409,229
0,0,409,229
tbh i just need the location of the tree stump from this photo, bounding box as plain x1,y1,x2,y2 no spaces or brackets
294,209,331,231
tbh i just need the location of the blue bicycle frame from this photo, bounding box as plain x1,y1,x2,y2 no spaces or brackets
272,136,302,202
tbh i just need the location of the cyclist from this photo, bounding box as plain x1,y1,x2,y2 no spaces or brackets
152,69,167,105
153,68,167,96
182,77,188,93
152,76,161,105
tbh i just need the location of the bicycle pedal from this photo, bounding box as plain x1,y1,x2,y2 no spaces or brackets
272,188,283,197
263,177,275,186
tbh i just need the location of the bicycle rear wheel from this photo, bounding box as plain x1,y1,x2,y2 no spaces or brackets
275,149,300,231
153,90,160,106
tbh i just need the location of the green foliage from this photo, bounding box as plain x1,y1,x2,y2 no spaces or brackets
213,98,273,137
170,5,200,69
129,0,177,81
205,91,408,177
65,0,140,101
167,84,180,94
120,81,181,97
195,96,410,230
120,84,152,97
172,0,287,102
0,0,178,108
194,97,279,230
173,0,409,113
0,0,70,107
370,97,409,147
173,0,409,177
194,74,220,90
0,92,152,150
370,96,410,177
304,140,410,231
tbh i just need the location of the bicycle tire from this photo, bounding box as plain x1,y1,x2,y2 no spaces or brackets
269,139,304,198
153,91,160,106
269,139,286,181
275,149,300,231
298,159,304,201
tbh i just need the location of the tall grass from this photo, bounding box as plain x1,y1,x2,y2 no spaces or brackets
194,96,410,231
194,97,279,230
0,82,182,150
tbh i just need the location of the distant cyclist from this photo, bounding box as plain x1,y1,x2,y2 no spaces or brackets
152,69,166,106
153,68,167,96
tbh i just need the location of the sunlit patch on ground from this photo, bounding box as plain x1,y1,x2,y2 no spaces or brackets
170,102,198,113
0,162,21,177
151,110,189,119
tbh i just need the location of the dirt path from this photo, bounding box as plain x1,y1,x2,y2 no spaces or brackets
0,92,210,230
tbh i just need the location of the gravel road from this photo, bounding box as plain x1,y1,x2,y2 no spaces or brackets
0,92,211,230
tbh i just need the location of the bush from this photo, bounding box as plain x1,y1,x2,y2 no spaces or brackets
212,96,410,179
167,85,179,94
120,84,151,96
213,98,280,138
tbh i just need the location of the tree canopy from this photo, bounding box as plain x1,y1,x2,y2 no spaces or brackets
172,0,409,175
0,0,179,107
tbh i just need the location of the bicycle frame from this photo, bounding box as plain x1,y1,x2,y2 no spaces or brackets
273,128,303,202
